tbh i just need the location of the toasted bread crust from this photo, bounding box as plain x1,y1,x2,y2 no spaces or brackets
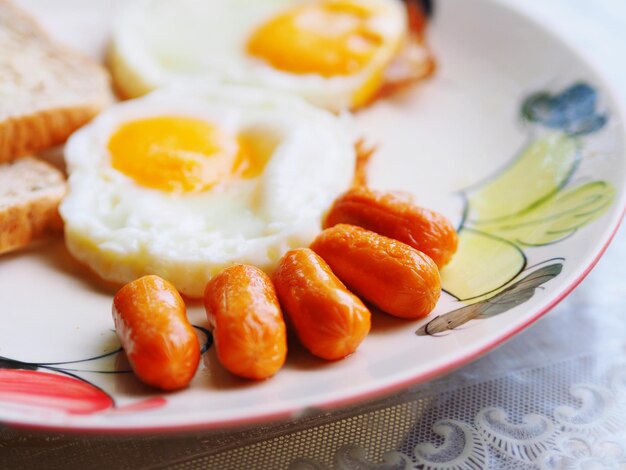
0,157,66,254
0,106,100,164
0,0,111,163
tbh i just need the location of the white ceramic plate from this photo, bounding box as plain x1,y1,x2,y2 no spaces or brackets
1,0,625,433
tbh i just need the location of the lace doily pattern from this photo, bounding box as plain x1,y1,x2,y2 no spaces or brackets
287,362,626,470
182,357,626,470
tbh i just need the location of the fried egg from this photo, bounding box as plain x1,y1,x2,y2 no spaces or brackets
60,85,356,297
110,0,408,111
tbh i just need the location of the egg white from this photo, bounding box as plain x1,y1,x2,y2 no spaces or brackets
110,0,407,111
60,85,356,297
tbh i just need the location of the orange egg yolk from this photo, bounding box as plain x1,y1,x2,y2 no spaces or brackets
247,0,384,77
108,117,266,193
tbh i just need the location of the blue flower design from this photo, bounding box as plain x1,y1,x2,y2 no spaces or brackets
522,83,607,136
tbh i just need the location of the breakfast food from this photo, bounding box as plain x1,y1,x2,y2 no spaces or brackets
0,157,65,254
273,248,371,360
109,0,432,111
60,85,356,297
324,186,458,267
0,0,111,162
311,224,441,318
204,265,287,379
112,275,200,390
6,0,450,389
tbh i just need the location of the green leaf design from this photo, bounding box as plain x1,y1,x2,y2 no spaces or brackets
427,83,615,335
441,229,526,301
418,263,563,336
467,134,580,223
474,181,615,246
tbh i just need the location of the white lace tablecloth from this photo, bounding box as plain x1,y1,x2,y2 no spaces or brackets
2,1,626,469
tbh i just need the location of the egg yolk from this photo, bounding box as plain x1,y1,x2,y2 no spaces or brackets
247,0,385,77
108,117,265,193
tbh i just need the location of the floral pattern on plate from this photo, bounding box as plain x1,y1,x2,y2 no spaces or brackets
420,83,615,336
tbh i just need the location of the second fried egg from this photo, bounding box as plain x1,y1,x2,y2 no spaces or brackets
60,85,356,297
110,0,408,111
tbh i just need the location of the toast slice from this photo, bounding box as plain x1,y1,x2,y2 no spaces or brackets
0,157,66,254
0,0,111,163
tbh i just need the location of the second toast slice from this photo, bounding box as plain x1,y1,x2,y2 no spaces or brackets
0,0,111,162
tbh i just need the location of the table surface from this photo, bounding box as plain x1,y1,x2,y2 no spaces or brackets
2,1,626,469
